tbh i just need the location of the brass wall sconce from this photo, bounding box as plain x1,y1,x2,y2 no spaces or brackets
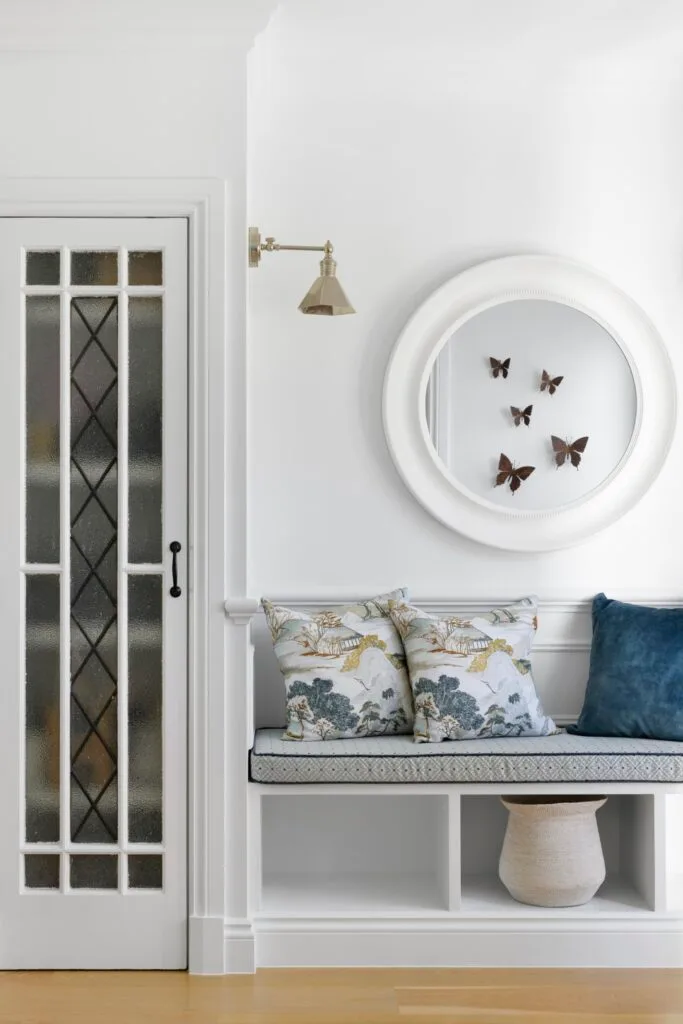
248,226,355,316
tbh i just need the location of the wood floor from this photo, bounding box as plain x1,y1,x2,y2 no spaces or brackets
0,969,682,1023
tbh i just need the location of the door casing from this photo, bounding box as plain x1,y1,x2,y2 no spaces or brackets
0,179,233,974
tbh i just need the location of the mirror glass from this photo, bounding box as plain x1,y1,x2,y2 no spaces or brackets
427,299,638,511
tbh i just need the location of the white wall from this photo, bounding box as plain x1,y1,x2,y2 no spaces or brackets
0,51,236,178
0,0,281,180
249,0,683,600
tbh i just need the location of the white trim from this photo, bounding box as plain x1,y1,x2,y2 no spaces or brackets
255,916,683,932
249,781,683,797
189,916,225,975
383,255,676,551
58,276,71,894
117,252,130,892
253,922,683,969
227,595,683,615
224,597,260,622
224,919,257,974
0,178,229,973
22,286,166,297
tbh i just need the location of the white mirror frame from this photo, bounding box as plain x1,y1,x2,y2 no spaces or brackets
383,255,676,551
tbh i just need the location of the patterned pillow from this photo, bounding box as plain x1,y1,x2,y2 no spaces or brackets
388,597,556,743
262,589,413,741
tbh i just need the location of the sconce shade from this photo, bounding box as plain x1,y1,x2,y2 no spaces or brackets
298,253,355,316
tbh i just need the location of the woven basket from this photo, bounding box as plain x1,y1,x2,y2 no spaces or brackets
499,795,607,907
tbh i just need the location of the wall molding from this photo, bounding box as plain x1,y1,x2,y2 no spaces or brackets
223,919,256,975
226,595,683,618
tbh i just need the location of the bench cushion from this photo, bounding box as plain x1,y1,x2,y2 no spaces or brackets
250,728,683,784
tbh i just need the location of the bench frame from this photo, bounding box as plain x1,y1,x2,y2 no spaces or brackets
247,781,683,969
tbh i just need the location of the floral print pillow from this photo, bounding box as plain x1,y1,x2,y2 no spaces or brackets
388,597,556,743
263,589,413,741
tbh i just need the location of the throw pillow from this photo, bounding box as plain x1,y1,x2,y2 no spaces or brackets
262,588,413,741
388,597,556,743
568,593,683,741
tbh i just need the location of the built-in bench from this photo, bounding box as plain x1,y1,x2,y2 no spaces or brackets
250,728,683,785
237,598,683,969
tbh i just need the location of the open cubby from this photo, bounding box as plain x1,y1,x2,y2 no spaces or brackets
459,794,656,916
256,790,664,920
260,793,450,914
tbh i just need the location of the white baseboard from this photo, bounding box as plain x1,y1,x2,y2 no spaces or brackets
188,916,227,975
223,919,256,974
254,919,683,969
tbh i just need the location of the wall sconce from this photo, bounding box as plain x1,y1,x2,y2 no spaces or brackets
248,226,355,316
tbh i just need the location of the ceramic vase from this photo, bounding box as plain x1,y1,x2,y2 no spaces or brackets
499,795,607,908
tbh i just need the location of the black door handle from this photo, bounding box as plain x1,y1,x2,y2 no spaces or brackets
169,541,182,598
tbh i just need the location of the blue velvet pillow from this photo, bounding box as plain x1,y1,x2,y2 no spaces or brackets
568,593,683,741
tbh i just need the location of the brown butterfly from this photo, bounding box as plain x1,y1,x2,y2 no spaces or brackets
540,370,564,395
495,453,535,494
551,435,589,468
510,404,533,426
490,357,511,379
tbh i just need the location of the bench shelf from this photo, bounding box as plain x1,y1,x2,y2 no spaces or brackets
249,784,683,967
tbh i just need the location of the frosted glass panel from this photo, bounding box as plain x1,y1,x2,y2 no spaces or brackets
129,855,162,889
128,297,162,563
70,855,117,889
70,297,118,844
25,854,60,889
128,576,162,843
129,251,162,286
71,251,118,286
25,575,60,842
25,295,60,563
26,251,60,285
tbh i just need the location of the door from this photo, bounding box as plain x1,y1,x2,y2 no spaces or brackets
0,219,187,968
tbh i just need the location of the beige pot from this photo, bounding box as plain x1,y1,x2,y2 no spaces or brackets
499,796,607,908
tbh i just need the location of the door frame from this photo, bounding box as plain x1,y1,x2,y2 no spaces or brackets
0,179,237,973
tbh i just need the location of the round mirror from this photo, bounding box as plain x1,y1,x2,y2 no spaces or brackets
384,256,675,551
427,299,638,511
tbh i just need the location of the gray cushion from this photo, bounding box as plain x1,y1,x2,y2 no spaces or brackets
250,728,683,784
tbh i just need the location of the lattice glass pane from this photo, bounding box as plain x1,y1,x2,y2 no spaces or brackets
25,575,60,842
26,251,60,285
128,854,162,889
70,297,118,844
70,855,118,889
26,295,60,563
25,854,60,889
128,251,162,286
128,297,162,563
129,575,162,843
71,251,118,286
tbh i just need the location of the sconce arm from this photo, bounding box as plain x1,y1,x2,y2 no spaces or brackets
249,226,333,267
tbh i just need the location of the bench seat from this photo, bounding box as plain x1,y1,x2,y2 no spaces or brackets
250,728,683,785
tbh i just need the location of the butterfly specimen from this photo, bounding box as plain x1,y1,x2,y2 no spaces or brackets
490,357,511,379
540,370,564,395
551,435,589,469
510,404,533,426
495,453,535,494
